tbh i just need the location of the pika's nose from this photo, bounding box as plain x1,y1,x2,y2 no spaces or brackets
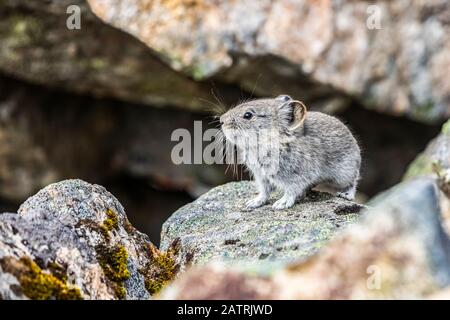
219,116,225,126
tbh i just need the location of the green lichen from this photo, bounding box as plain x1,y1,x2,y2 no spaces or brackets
0,256,82,300
97,245,130,281
96,244,130,299
100,208,119,240
143,244,179,296
46,261,68,283
104,208,119,231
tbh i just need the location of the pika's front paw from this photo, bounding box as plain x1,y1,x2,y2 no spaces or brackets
246,196,267,209
336,191,354,201
272,196,295,210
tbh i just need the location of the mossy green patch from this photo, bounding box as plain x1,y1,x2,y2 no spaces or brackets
100,208,119,240
97,245,130,281
96,244,130,299
46,261,68,283
142,243,179,296
0,256,82,300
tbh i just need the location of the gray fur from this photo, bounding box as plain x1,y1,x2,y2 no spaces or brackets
220,95,361,210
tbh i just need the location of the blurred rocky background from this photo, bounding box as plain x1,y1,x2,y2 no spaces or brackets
0,0,449,248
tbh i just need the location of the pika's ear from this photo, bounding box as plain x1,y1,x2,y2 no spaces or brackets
275,94,292,102
280,100,307,130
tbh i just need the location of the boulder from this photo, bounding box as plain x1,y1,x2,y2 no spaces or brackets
0,180,179,299
160,181,363,269
89,0,450,123
161,178,450,299
404,119,450,232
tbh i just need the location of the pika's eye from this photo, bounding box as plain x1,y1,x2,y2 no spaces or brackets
243,112,253,120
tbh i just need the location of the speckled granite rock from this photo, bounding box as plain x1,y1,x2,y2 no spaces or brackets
0,180,178,300
403,119,450,232
160,181,362,269
89,0,450,123
161,178,450,299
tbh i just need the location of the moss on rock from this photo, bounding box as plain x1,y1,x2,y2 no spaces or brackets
0,256,82,300
100,208,119,240
96,244,130,299
46,261,68,283
160,182,361,269
404,119,450,180
143,243,179,295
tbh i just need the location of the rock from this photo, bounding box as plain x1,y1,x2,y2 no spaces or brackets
404,119,450,232
161,178,450,299
404,119,450,180
160,181,362,269
0,180,179,299
161,264,278,300
279,178,450,299
0,0,236,111
89,0,450,123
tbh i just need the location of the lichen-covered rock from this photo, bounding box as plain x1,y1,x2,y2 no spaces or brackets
0,180,178,300
404,119,450,232
161,264,278,300
404,119,450,180
161,178,450,299
89,0,450,123
160,181,362,269
0,0,230,111
277,178,450,299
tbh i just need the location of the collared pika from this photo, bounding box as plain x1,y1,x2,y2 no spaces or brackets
219,95,361,210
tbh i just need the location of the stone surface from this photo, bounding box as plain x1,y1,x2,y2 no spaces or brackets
279,178,450,299
160,181,362,269
0,180,178,300
89,0,450,123
404,119,450,180
161,264,278,300
161,178,450,299
403,119,450,233
0,0,236,111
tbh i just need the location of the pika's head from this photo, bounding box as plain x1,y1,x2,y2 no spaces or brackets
219,95,307,146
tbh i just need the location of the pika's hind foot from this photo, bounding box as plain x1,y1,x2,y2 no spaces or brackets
246,196,268,209
272,194,296,210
